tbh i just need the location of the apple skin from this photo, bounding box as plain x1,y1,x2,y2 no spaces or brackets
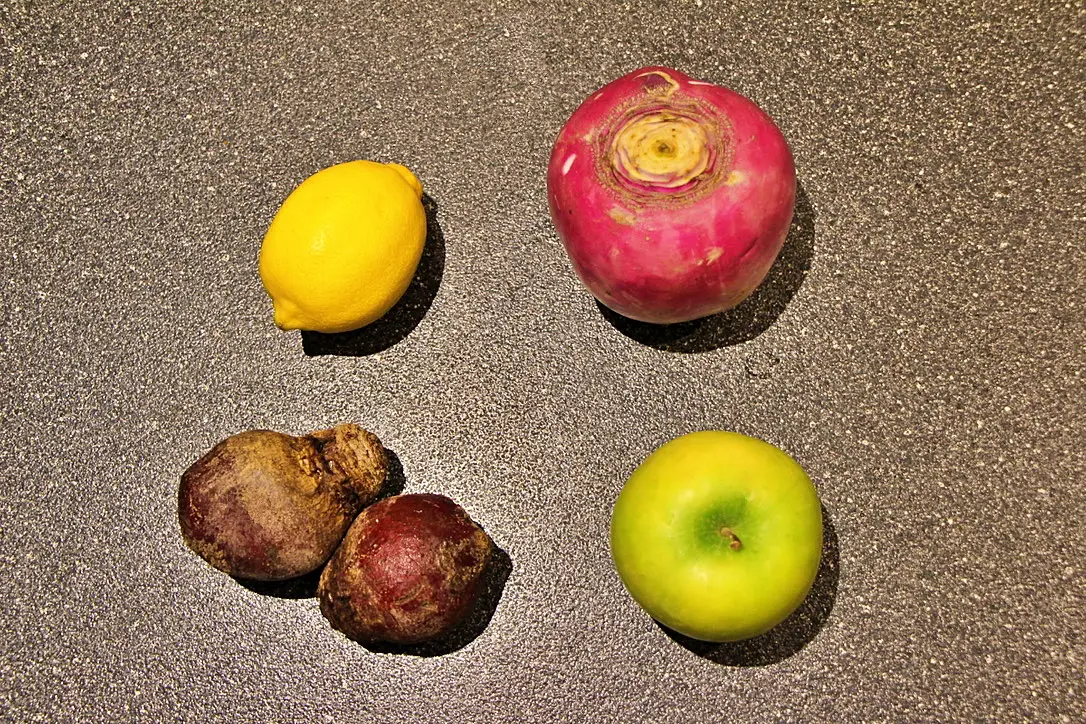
610,430,822,642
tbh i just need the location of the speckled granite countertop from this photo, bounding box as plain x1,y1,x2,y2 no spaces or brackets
1,1,1082,722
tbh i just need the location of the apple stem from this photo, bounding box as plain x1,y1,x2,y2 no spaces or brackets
719,527,742,551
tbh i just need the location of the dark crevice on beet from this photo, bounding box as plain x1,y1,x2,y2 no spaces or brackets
377,449,407,500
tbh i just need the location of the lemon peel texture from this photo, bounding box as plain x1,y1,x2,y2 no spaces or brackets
258,160,427,334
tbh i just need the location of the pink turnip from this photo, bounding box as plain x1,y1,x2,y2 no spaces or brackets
547,66,796,324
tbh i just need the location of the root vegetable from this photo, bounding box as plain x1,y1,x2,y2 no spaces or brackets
547,66,796,324
318,493,493,645
178,424,387,581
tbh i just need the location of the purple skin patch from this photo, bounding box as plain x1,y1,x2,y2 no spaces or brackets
178,426,387,581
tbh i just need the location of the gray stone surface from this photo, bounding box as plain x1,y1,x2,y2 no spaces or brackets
1,0,1083,721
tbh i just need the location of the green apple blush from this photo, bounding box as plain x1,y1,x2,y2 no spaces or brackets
610,431,823,642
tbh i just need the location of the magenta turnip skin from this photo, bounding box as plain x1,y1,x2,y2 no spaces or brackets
547,66,796,324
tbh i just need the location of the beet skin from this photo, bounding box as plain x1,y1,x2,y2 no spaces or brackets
178,423,388,581
317,493,493,645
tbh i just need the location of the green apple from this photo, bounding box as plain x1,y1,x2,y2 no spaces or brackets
610,430,822,642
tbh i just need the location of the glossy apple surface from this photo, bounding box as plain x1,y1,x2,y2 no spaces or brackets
610,430,822,642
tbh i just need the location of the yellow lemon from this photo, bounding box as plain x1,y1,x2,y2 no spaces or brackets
258,160,426,333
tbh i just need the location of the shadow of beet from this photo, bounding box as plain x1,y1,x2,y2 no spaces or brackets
235,567,324,600
234,449,408,600
657,504,840,666
301,193,446,356
358,543,513,657
599,182,816,353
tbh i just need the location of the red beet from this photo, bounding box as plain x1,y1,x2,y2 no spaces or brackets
317,493,493,645
547,66,796,324
178,424,387,581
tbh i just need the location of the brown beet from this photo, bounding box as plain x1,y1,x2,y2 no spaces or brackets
318,493,493,645
178,423,387,581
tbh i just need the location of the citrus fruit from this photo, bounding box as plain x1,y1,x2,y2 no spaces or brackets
259,160,427,333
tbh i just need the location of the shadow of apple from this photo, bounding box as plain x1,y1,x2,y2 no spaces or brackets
657,503,840,666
